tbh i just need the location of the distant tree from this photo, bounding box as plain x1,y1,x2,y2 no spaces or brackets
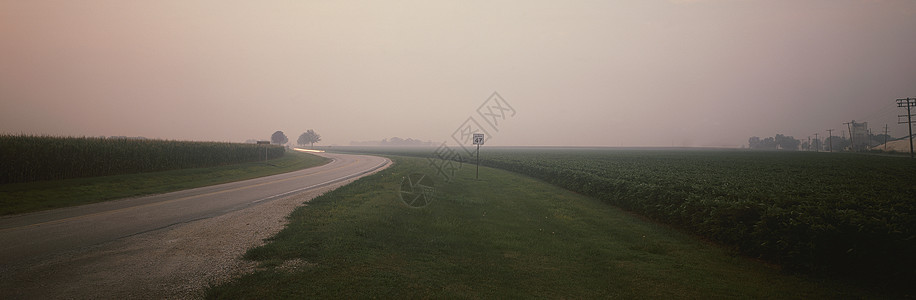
812,138,822,151
749,134,802,150
349,137,433,146
825,136,847,152
748,136,761,149
870,132,891,148
775,134,800,151
297,129,322,147
760,137,777,149
271,131,288,145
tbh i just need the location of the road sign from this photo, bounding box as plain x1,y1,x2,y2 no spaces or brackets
472,133,484,179
472,133,484,145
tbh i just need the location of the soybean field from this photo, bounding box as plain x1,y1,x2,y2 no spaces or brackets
332,146,916,292
480,148,915,288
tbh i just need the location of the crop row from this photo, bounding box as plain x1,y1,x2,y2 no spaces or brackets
476,149,915,289
0,135,286,184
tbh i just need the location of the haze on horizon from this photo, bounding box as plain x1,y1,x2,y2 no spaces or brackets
2,0,915,148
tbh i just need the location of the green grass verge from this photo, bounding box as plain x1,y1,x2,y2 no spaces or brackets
206,155,881,299
0,151,329,216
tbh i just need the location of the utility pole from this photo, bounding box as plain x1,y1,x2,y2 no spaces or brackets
813,133,819,152
867,127,872,151
827,129,834,152
844,121,854,152
897,97,915,158
884,124,889,152
807,136,811,151
868,127,873,151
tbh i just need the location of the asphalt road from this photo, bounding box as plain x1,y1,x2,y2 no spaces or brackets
0,152,389,268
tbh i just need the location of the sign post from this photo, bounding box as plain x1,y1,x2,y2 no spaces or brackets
472,133,484,179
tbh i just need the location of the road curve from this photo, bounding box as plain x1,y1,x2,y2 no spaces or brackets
0,152,389,268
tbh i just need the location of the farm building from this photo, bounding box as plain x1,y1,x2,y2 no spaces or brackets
847,120,869,151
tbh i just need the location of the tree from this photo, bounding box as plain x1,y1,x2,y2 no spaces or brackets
271,131,288,145
761,137,777,149
775,134,800,151
748,136,761,149
297,129,321,147
749,135,802,150
812,137,822,151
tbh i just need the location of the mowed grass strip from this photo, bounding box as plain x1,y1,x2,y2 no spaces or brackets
0,151,329,216
206,156,874,299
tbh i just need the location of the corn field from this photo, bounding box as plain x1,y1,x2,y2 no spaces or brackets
0,135,286,184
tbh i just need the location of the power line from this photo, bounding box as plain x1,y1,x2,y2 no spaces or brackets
861,101,900,122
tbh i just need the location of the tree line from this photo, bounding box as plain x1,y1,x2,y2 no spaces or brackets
748,132,894,151
349,137,433,146
259,130,322,148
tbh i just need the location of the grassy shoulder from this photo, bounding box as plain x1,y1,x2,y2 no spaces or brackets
0,151,329,216
206,155,878,299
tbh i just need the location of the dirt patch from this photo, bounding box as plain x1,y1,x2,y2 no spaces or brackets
876,139,914,152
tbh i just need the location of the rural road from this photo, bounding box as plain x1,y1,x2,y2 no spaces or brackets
0,151,389,298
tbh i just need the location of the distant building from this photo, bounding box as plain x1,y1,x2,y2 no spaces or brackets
850,120,868,151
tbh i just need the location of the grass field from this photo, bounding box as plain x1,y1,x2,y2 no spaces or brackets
206,155,889,299
0,150,329,216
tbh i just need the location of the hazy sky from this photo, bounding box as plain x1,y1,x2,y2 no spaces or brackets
2,0,915,147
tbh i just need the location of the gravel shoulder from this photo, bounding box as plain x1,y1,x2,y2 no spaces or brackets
0,160,389,299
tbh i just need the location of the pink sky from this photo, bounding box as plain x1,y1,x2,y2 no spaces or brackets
2,0,915,147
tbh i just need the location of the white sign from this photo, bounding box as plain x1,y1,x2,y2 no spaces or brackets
472,133,484,145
